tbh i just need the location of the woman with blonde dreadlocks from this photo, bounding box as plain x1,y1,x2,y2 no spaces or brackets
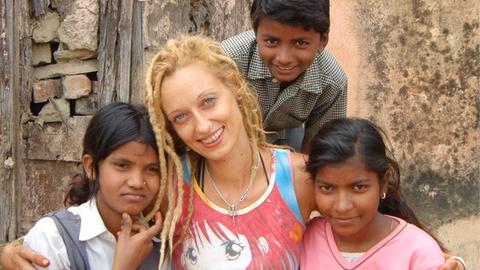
142,34,314,270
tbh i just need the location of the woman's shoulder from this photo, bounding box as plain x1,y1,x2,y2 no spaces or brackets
270,148,310,185
271,148,307,169
269,147,316,222
286,150,311,185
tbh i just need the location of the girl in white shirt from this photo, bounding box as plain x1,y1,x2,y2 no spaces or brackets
23,102,163,270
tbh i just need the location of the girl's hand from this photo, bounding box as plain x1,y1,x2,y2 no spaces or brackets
112,212,163,270
0,241,50,270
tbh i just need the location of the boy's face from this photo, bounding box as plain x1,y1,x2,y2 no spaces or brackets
256,17,328,83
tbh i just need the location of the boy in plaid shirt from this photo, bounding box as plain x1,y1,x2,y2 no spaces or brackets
222,0,347,153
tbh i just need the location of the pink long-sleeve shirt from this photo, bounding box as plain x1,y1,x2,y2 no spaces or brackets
300,216,444,270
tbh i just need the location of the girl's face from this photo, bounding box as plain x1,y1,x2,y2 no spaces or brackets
314,155,387,244
160,63,249,161
85,141,160,223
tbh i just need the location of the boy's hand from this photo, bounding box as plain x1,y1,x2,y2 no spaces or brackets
0,241,50,270
112,212,163,270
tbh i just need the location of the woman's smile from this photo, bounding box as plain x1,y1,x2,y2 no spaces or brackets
200,126,224,146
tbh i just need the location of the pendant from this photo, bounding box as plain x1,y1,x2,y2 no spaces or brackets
228,205,237,226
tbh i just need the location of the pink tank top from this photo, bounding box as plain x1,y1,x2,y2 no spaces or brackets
172,149,304,270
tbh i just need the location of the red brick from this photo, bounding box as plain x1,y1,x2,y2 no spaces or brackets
32,79,61,103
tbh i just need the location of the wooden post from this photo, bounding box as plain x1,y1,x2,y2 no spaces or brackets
0,0,30,242
98,0,120,107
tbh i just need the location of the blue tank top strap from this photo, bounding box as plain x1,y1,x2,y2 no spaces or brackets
181,155,192,185
274,149,304,224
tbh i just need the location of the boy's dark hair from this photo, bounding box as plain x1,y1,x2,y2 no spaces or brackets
250,0,330,35
64,102,158,206
306,118,446,251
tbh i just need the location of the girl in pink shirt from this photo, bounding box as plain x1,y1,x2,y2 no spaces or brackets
301,118,446,270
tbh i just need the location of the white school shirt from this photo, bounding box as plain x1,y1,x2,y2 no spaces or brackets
24,199,117,269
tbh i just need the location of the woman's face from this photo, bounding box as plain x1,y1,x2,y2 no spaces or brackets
160,63,249,160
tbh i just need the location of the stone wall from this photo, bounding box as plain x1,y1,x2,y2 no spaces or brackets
329,0,479,267
31,1,98,122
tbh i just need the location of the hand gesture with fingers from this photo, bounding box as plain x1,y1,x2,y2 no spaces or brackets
112,212,163,270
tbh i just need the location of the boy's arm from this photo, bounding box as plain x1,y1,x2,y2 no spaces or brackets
303,79,347,152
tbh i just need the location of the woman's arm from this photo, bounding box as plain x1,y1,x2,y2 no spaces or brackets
291,152,316,223
0,217,68,270
441,255,467,270
0,240,50,270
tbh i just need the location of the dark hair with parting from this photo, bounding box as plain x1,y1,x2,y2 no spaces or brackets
250,0,330,35
306,117,446,251
64,102,158,206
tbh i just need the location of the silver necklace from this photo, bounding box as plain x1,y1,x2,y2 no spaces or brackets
205,151,260,226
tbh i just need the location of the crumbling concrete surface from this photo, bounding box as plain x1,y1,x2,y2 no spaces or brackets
329,0,479,267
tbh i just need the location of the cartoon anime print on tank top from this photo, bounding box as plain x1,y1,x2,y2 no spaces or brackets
172,149,305,270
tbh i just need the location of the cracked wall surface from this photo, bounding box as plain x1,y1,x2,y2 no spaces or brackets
329,0,479,266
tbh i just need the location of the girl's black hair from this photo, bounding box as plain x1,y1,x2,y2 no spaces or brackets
250,0,330,35
306,118,446,251
64,102,158,206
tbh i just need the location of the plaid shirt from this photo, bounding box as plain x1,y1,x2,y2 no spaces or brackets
221,31,347,144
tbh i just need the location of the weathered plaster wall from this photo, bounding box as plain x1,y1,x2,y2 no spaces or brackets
329,0,479,267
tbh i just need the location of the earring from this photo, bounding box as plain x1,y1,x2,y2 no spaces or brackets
381,192,387,199
185,146,191,152
143,181,147,186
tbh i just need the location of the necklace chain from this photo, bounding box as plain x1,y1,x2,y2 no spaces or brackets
205,151,260,226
